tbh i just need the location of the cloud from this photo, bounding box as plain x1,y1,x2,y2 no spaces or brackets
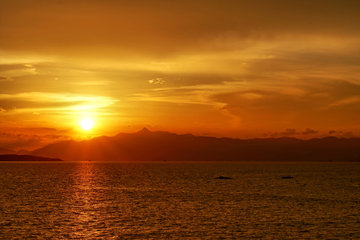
0,129,72,151
327,96,360,108
265,128,301,138
0,92,119,114
326,131,357,138
0,76,13,82
263,132,279,138
0,67,37,78
72,80,113,86
149,78,166,84
1,0,360,59
280,128,298,136
0,108,6,113
341,131,355,138
301,128,318,135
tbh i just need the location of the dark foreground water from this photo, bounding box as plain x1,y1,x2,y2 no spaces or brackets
0,162,359,239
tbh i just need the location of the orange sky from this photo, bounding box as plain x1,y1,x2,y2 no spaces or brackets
1,0,360,150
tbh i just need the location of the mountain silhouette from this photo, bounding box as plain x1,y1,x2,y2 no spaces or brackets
137,127,152,134
0,147,31,155
0,154,62,161
29,129,360,162
0,147,16,155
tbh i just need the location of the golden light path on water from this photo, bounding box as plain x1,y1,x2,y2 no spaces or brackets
65,163,119,238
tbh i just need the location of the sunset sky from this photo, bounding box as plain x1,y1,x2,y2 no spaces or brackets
1,0,360,150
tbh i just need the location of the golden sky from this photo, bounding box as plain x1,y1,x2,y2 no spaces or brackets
1,0,360,150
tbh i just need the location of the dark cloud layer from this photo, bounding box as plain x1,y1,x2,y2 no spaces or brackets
1,0,360,57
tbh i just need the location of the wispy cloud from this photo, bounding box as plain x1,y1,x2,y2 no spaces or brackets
0,76,13,82
0,128,72,151
0,92,119,114
327,96,360,108
0,67,37,78
149,78,166,84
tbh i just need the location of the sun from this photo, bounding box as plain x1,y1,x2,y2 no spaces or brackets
81,119,93,130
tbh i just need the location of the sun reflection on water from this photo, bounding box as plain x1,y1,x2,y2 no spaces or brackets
65,163,114,238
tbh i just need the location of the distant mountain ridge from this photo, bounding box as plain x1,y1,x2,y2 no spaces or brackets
0,147,31,155
0,154,62,161
28,128,360,162
0,147,16,155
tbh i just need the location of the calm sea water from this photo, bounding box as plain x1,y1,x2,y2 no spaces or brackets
0,162,359,239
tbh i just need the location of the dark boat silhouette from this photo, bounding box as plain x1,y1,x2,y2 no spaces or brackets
215,176,232,179
282,176,294,179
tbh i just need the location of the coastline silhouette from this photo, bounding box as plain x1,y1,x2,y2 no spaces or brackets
0,154,62,161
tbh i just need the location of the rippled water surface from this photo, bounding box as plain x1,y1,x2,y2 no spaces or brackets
0,162,359,239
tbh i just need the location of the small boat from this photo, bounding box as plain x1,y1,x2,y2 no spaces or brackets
215,176,232,180
282,176,294,179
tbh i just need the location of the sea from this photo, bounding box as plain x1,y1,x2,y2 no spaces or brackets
0,161,359,239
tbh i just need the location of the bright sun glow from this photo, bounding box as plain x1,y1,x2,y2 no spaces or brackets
81,119,93,130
